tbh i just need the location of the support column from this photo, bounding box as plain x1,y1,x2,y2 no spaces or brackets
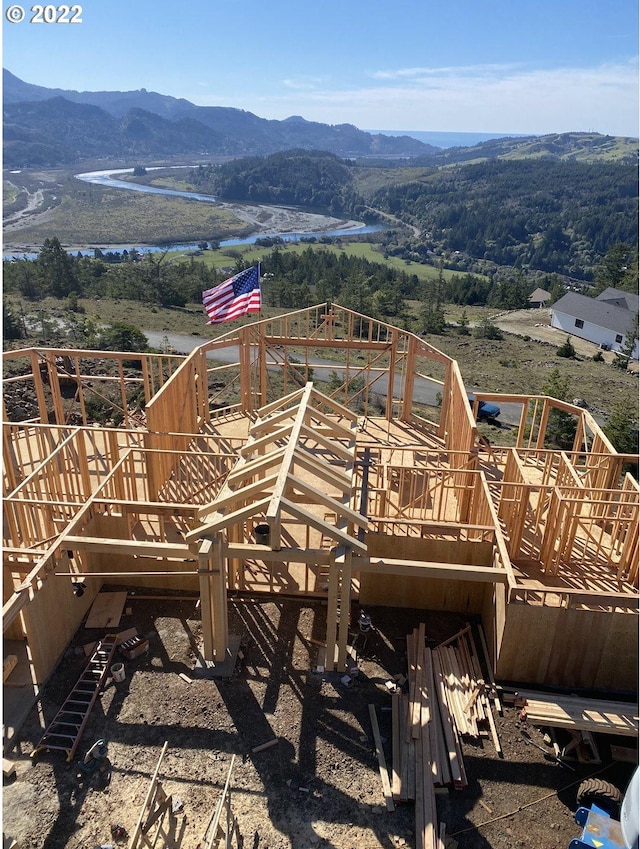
336,548,352,671
198,537,229,661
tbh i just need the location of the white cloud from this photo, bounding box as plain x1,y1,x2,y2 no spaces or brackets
227,60,639,136
282,76,327,91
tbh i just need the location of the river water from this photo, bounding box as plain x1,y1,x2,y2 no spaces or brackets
70,168,384,256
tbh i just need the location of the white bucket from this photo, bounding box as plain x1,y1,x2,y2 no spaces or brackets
111,662,125,682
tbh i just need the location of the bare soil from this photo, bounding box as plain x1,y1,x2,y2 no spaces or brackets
492,308,638,373
3,595,636,849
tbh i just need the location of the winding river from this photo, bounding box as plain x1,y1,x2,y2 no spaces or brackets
71,167,384,256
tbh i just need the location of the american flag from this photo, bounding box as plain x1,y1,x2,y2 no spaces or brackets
202,265,261,324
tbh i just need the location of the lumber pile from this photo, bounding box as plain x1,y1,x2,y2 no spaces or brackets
434,625,502,757
391,624,502,849
515,690,639,738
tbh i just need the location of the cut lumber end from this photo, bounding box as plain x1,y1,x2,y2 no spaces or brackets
3,758,17,778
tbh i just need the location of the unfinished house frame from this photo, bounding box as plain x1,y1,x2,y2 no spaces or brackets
3,303,638,742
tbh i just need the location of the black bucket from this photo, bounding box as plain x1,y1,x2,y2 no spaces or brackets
254,523,270,545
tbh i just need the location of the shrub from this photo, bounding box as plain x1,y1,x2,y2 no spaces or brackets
556,337,576,358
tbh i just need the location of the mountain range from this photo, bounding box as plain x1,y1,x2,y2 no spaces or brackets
2,69,436,167
3,69,638,170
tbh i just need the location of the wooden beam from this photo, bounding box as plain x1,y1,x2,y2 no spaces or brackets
265,384,314,531
369,704,395,812
224,543,332,565
300,423,354,462
280,498,366,552
292,448,351,492
238,425,292,456
355,556,508,583
184,497,272,543
62,536,190,559
196,474,279,521
285,473,368,529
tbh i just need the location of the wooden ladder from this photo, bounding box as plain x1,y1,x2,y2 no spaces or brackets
32,634,118,762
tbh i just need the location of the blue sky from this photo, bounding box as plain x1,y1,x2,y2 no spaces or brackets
3,0,639,136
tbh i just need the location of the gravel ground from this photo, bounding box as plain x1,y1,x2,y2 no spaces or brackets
3,595,636,849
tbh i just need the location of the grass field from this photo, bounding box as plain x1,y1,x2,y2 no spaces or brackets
6,189,252,247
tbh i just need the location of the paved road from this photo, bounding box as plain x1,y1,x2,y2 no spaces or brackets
145,329,522,427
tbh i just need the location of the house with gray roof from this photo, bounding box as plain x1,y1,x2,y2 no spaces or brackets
550,287,639,360
528,287,551,308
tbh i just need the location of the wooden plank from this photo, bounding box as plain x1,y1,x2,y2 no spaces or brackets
432,650,464,787
412,624,426,739
84,591,127,629
483,695,502,757
423,648,441,785
3,655,18,681
368,704,395,812
391,692,402,801
400,693,411,802
128,741,170,849
406,629,418,744
610,744,638,763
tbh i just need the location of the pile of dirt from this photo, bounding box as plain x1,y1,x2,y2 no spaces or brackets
3,596,636,849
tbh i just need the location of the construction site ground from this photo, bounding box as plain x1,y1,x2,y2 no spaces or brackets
3,595,636,849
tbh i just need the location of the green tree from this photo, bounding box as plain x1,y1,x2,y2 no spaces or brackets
456,310,470,336
556,337,576,358
3,301,24,340
595,243,637,293
613,312,639,370
541,368,577,449
37,237,79,297
419,303,446,335
473,317,503,340
603,399,639,456
97,322,149,352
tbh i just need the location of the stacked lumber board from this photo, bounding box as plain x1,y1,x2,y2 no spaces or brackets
390,623,502,849
435,624,503,757
515,690,639,738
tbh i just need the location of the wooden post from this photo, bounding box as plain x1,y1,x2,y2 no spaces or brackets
198,539,215,660
402,334,417,421
336,548,352,671
212,539,229,659
30,350,50,424
386,328,398,422
325,548,339,671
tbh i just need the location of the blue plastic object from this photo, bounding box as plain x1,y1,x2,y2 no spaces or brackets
568,804,626,849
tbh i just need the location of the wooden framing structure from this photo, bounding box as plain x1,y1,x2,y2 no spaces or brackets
3,303,638,709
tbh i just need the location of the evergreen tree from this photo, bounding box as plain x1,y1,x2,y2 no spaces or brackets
541,368,577,449
613,312,639,370
37,237,79,297
603,399,639,456
3,301,24,340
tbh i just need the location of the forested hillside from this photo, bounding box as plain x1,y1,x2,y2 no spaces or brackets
180,151,638,281
187,151,367,216
368,159,638,277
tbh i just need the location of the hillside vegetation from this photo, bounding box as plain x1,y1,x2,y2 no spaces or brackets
172,149,638,280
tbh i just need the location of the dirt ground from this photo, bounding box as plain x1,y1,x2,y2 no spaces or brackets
492,308,639,373
3,595,636,849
